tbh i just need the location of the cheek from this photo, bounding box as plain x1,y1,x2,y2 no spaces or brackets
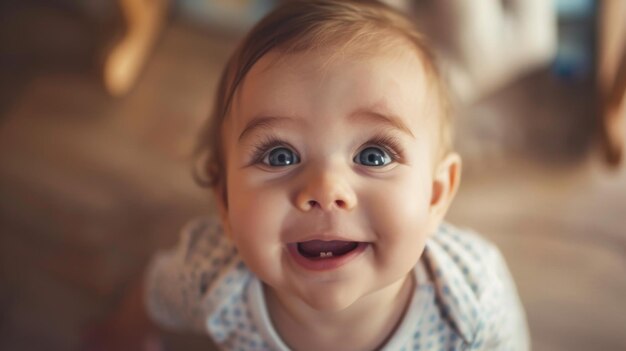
225,180,289,279
361,171,432,266
225,173,289,244
364,170,432,230
380,190,431,253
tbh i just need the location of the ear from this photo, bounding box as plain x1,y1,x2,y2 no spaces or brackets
429,152,462,223
212,179,232,238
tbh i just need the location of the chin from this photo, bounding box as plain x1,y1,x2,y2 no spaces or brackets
299,289,361,312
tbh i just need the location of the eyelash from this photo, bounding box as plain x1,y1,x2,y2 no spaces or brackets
247,134,404,165
248,135,293,165
361,134,404,163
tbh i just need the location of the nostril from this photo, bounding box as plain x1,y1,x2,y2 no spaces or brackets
299,198,351,211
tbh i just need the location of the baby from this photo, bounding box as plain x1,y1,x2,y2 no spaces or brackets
145,1,529,350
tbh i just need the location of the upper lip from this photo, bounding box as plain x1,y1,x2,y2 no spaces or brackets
287,232,366,244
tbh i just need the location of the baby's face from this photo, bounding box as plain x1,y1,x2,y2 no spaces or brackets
218,46,443,311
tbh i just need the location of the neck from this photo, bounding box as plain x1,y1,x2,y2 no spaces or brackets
265,273,415,351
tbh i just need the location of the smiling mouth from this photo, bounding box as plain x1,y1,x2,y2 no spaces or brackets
297,240,359,259
288,240,368,271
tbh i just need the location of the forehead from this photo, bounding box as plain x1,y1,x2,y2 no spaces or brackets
228,43,438,136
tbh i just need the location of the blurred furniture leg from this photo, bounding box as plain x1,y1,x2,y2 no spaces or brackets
104,0,170,96
598,0,626,167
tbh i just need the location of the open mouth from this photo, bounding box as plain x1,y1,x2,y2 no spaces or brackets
297,240,359,259
287,240,368,271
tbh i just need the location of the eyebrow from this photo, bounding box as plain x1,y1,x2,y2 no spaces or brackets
238,109,414,141
238,115,297,142
349,109,415,138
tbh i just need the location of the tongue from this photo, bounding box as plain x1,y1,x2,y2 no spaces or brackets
298,240,358,258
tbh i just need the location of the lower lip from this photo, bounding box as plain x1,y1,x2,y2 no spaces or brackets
286,242,368,271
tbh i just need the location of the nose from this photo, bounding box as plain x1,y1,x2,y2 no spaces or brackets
295,165,357,212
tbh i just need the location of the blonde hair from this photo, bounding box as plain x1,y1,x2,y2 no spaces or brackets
194,0,452,191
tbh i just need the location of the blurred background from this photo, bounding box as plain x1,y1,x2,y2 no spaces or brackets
0,0,624,350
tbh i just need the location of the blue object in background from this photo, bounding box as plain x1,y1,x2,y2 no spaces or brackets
176,0,277,33
552,0,597,80
555,0,595,17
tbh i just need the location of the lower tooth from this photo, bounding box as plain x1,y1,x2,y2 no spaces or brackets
320,252,333,258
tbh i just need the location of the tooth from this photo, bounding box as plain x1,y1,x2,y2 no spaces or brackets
319,251,333,258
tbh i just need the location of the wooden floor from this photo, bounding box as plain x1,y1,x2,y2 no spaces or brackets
0,18,625,351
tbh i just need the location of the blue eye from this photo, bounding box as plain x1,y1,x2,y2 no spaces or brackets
264,147,300,166
355,147,392,166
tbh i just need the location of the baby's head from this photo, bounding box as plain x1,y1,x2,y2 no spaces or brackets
196,0,461,311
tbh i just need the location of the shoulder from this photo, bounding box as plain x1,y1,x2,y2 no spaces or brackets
177,217,232,259
145,217,252,332
150,217,240,288
423,223,529,349
425,222,502,298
